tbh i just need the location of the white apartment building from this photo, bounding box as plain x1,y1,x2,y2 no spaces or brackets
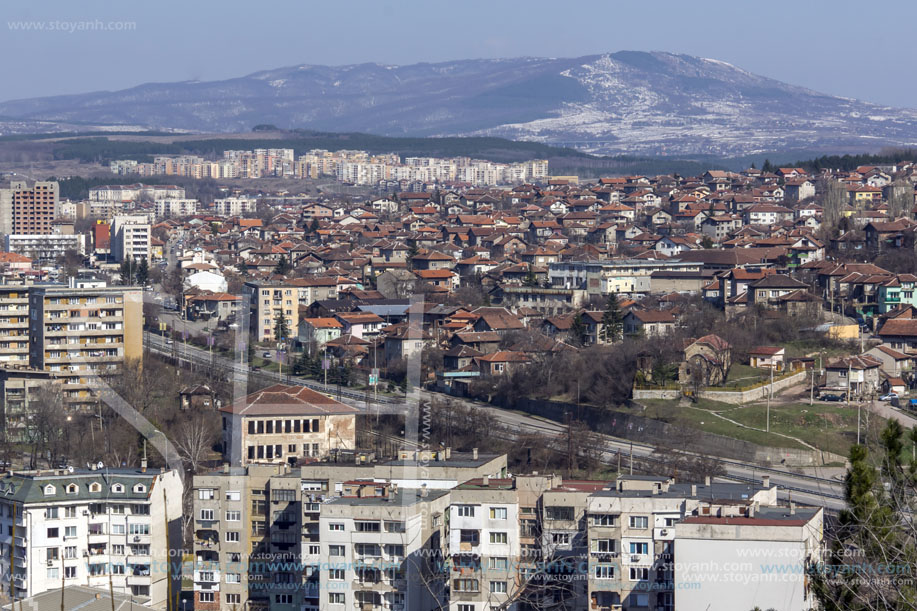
585,476,780,611
212,197,258,216
154,198,200,219
6,234,87,262
0,467,183,610
111,215,151,262
319,486,450,611
448,478,522,611
673,505,823,611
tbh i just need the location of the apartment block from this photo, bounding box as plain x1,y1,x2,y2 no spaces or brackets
192,464,287,611
28,285,143,407
220,384,359,466
0,367,59,443
2,180,59,235
0,467,183,609
585,475,779,611
154,198,201,219
191,450,507,610
111,215,151,262
243,281,300,343
0,283,33,366
319,486,450,611
6,233,87,262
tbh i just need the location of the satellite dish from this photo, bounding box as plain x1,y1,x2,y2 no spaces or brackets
67,466,74,473
97,461,104,470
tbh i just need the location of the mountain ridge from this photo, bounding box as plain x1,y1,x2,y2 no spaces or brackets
2,51,916,157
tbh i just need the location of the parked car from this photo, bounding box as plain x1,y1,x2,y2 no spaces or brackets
819,393,845,402
879,392,899,401
262,351,272,359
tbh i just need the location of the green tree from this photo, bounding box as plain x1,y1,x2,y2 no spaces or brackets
135,257,150,286
523,265,538,287
570,314,588,346
811,421,917,609
273,255,293,276
119,260,134,285
293,351,309,376
599,293,624,343
273,312,290,343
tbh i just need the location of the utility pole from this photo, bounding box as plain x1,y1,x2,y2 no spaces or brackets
766,365,774,433
809,364,815,406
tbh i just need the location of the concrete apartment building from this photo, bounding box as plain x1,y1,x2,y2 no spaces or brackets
0,367,59,443
191,450,506,611
111,215,151,262
27,285,143,406
0,180,59,236
584,475,781,611
674,505,823,611
220,384,360,467
0,467,183,610
192,463,287,611
0,283,32,366
319,486,451,611
243,281,300,343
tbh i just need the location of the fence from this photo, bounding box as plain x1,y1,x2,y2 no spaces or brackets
632,370,807,405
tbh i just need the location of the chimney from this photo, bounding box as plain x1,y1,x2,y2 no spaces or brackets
223,463,230,474
789,501,796,516
704,475,710,487
748,503,755,518
762,475,770,488
95,593,101,600
691,484,697,497
472,448,478,460
482,475,489,486
445,447,451,460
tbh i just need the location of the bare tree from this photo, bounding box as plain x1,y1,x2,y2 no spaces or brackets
887,179,913,219
24,383,69,469
171,412,219,474
822,178,848,230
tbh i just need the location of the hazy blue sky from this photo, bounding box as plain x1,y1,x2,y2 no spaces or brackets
2,0,914,107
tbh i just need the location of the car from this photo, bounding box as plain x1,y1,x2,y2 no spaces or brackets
165,338,174,345
879,393,899,401
262,351,272,359
819,393,844,402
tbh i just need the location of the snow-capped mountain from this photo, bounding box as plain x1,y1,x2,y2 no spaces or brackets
3,51,916,156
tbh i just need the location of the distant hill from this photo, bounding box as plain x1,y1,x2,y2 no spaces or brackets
2,52,917,157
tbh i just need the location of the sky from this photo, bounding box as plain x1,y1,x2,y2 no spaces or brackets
2,0,915,108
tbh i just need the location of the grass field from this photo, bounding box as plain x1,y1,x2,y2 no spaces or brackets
639,398,877,456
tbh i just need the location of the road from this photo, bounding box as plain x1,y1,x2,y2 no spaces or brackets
143,333,847,510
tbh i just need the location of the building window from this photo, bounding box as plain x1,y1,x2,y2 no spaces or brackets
595,564,615,579
200,509,214,521
328,568,344,580
225,511,240,521
198,488,214,500
199,592,214,603
225,573,241,583
225,531,240,542
329,545,345,556
47,527,59,538
490,581,507,593
226,594,240,604
592,514,617,526
328,522,345,532
629,567,649,581
489,532,508,544
629,516,649,529
456,505,475,517
489,507,507,520
630,542,649,555
489,557,508,570
328,592,345,605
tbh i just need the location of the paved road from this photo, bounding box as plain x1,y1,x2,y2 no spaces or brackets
144,333,847,510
